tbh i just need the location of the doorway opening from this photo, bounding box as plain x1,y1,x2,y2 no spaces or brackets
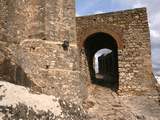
84,32,119,91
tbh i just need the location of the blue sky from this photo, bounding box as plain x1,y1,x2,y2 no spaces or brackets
76,0,160,76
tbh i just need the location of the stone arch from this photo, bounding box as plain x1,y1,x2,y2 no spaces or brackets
82,32,119,91
78,24,124,49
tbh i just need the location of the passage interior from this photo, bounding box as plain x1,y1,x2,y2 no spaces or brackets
84,32,119,91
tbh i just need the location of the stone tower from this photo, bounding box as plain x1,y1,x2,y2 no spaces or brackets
0,0,84,104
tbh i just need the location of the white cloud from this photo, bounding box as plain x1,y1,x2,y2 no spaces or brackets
157,71,160,76
133,2,145,8
76,13,81,17
93,10,104,14
131,0,160,75
151,12,160,27
150,30,160,38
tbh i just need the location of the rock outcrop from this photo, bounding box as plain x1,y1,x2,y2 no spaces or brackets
0,81,88,120
0,80,160,120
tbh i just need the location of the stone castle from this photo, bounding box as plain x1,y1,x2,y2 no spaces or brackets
0,0,160,119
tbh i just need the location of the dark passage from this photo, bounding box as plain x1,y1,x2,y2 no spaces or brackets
84,32,119,91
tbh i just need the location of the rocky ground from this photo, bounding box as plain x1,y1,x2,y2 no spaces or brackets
0,80,159,120
83,84,160,120
0,81,89,120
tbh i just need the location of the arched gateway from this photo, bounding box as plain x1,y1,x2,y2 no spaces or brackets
77,23,124,91
76,9,153,93
84,32,119,91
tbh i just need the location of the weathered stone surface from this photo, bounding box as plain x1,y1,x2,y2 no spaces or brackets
76,8,155,94
0,39,84,104
0,81,159,120
0,81,88,120
0,0,85,104
76,8,160,120
0,0,160,119
82,84,160,120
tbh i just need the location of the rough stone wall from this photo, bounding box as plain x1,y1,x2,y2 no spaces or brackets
76,8,155,94
0,0,157,108
0,0,85,104
0,0,76,44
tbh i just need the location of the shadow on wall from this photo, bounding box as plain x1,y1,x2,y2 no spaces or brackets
0,49,35,88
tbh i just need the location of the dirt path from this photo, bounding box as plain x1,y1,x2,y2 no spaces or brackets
85,84,160,120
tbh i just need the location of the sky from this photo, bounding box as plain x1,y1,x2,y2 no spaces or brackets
76,0,160,76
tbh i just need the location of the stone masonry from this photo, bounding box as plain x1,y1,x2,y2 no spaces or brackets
0,0,85,104
0,0,160,119
77,8,156,95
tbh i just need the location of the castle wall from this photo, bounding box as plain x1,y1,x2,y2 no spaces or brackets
0,0,7,42
0,0,156,103
0,0,85,104
0,0,45,43
76,8,154,94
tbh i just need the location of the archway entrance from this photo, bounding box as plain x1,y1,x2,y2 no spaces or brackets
84,32,119,91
